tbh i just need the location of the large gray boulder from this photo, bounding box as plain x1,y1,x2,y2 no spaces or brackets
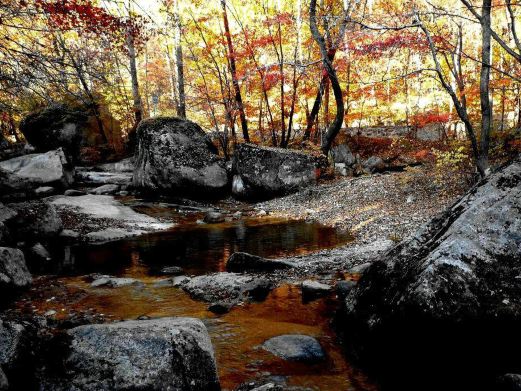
341,156,521,389
231,143,327,199
0,149,73,196
44,317,220,391
0,247,32,294
133,117,229,197
19,104,87,156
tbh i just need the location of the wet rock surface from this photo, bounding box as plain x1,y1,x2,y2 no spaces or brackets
342,156,521,389
301,280,331,302
51,195,173,242
133,117,229,197
90,276,143,288
232,143,327,199
262,334,325,362
180,272,274,305
204,211,225,223
42,317,220,391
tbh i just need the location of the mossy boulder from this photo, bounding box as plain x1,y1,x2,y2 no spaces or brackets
132,117,229,197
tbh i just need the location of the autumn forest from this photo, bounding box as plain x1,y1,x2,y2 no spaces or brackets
1,1,521,390
2,0,520,169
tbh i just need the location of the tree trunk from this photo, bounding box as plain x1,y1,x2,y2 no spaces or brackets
127,31,143,126
303,49,336,141
309,0,344,156
221,0,249,142
479,0,492,174
173,0,186,118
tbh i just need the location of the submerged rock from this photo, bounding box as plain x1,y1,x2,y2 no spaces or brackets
90,276,143,288
226,252,295,273
262,334,325,362
44,317,220,391
208,301,233,315
0,247,32,294
133,117,229,197
342,156,521,388
231,143,327,199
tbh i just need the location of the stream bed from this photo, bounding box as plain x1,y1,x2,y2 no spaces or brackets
14,205,377,390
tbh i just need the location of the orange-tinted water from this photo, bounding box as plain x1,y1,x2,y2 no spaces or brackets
15,216,376,390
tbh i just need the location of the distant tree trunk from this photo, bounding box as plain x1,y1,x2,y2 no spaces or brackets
500,86,506,132
304,47,334,142
345,59,351,127
221,0,249,142
165,45,180,111
517,84,521,130
310,0,345,155
173,0,186,118
418,2,491,178
479,0,492,173
127,31,143,126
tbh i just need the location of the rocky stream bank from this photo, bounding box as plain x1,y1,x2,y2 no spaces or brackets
1,110,520,390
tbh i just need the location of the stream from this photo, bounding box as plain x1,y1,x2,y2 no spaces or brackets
15,203,377,391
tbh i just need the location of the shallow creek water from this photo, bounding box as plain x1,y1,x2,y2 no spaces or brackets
18,206,377,390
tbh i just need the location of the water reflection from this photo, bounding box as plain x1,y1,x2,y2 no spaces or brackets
50,217,353,276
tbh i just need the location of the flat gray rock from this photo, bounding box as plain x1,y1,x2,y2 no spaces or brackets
0,149,73,193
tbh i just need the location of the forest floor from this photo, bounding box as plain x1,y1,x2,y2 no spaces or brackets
257,164,472,246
